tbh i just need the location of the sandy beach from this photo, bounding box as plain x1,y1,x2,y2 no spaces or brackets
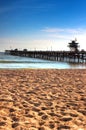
0,69,86,130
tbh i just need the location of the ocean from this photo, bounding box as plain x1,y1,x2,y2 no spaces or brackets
0,52,86,69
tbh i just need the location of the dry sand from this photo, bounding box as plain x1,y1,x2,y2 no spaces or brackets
0,69,86,130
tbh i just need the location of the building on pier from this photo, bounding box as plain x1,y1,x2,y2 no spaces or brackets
68,39,79,52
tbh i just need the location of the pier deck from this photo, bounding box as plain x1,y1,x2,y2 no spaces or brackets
5,50,86,63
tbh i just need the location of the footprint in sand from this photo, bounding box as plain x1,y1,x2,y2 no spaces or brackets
11,116,20,122
25,114,34,118
61,117,72,122
41,107,48,110
39,121,45,126
9,108,15,113
12,122,19,128
32,107,40,112
58,125,71,130
33,102,41,107
78,110,86,116
0,122,6,126
38,111,45,116
69,113,78,117
41,114,48,120
49,122,55,129
38,127,45,130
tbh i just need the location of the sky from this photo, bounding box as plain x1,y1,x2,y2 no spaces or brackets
0,0,86,51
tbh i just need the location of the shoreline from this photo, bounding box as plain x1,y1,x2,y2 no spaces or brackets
0,69,86,130
0,67,86,69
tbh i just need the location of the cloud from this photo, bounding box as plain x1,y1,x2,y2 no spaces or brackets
41,28,64,33
1,27,86,52
41,27,86,50
41,27,85,34
66,28,85,34
41,27,86,42
47,34,72,40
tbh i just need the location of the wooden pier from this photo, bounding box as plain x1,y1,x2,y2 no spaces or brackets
5,40,86,63
5,50,86,63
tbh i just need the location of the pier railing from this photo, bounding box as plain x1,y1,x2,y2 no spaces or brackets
5,50,86,63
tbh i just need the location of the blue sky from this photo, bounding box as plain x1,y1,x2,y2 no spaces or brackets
0,0,86,51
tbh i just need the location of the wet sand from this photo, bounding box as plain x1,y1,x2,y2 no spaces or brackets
0,69,86,130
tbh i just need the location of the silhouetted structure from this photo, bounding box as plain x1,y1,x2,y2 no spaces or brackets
68,39,79,52
5,40,86,63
